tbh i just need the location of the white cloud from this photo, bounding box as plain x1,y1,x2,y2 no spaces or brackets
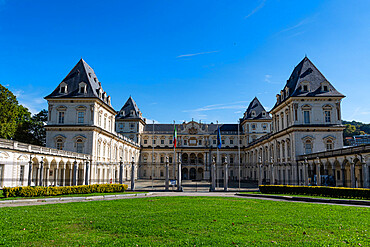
145,118,160,124
177,50,219,58
183,101,249,113
278,16,315,34
245,0,266,19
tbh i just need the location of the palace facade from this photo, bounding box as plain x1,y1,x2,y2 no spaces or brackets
1,57,369,188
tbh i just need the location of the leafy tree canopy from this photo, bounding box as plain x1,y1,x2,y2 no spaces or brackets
0,83,47,145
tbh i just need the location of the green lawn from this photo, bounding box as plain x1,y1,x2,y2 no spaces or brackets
240,192,370,201
0,197,368,246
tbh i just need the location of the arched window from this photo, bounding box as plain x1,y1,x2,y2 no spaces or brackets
305,140,312,154
56,138,64,150
76,139,83,153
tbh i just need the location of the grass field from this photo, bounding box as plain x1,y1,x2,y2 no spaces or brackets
240,192,370,201
0,197,369,246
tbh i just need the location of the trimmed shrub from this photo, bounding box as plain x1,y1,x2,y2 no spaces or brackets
2,184,128,198
259,185,370,200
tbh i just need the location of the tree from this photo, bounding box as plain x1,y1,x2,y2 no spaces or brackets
0,84,20,139
14,109,47,146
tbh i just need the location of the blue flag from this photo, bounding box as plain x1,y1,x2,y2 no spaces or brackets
217,126,222,149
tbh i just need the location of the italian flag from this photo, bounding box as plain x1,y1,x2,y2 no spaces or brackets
173,125,177,148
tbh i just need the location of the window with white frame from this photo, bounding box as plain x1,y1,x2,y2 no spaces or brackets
326,139,334,150
56,138,64,150
119,123,123,129
78,111,84,123
324,110,331,123
76,138,84,153
58,111,65,124
304,140,312,154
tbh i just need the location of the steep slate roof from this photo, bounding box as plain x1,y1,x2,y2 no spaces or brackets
242,97,271,121
45,59,111,107
143,123,239,133
272,57,344,110
116,96,143,120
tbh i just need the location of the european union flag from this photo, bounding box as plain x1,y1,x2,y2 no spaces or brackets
217,126,222,149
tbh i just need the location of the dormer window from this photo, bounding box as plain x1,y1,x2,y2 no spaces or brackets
94,78,97,82
59,83,67,94
262,111,266,117
321,82,330,92
301,81,310,92
79,82,87,94
251,111,256,117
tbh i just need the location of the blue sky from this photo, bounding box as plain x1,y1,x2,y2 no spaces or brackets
0,0,369,123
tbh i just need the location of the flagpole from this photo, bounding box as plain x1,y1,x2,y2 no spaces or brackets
152,120,154,190
238,118,241,191
173,120,176,180
216,120,219,190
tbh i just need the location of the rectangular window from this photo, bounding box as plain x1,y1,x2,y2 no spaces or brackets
304,111,310,124
77,143,83,153
222,140,225,145
305,143,312,154
144,140,147,144
169,157,173,163
230,140,233,145
161,140,164,145
58,111,64,124
198,140,202,145
160,157,164,163
213,140,216,145
119,123,123,129
230,157,234,164
169,140,173,144
326,143,333,150
130,123,135,129
184,140,187,145
78,111,84,123
324,111,331,123
153,140,156,144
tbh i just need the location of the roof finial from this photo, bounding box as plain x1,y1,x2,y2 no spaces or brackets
305,53,307,58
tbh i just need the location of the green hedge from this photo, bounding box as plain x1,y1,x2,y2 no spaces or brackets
259,185,370,200
2,184,128,198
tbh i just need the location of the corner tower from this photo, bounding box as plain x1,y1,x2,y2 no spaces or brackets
116,96,146,143
241,97,272,144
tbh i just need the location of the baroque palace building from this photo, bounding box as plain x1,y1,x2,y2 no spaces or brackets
0,57,369,188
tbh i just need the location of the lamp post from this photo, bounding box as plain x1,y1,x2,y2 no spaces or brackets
85,158,89,185
28,155,33,186
39,157,44,187
131,156,135,191
165,156,169,191
119,157,123,184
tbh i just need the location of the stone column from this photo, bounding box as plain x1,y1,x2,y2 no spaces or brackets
303,163,308,186
131,157,135,191
351,162,356,188
62,167,66,186
28,160,33,186
316,161,321,186
177,156,182,191
39,159,44,187
85,161,90,185
271,163,275,185
332,163,336,187
54,165,59,186
69,166,73,186
73,161,78,186
45,165,50,187
341,165,346,187
363,163,369,188
224,157,228,191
